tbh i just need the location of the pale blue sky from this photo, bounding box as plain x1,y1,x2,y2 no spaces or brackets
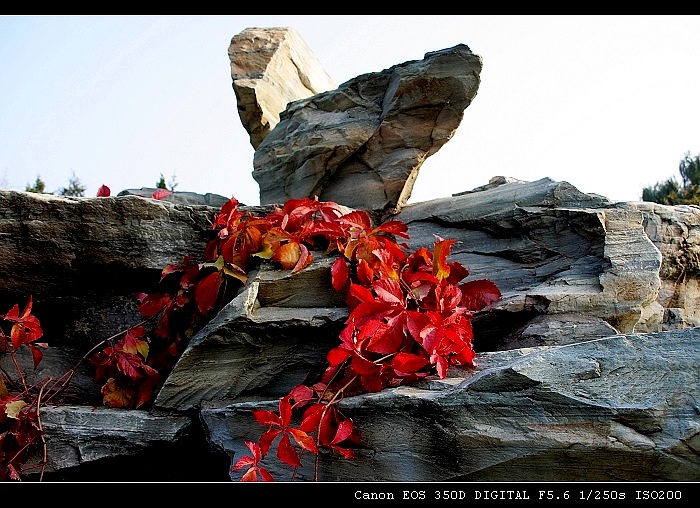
2,15,699,205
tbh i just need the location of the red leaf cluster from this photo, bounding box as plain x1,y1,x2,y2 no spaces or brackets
80,193,500,481
90,326,160,409
214,198,500,482
1,296,44,368
0,390,42,481
1,297,46,480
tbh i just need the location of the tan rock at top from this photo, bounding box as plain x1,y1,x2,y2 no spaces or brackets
228,27,337,149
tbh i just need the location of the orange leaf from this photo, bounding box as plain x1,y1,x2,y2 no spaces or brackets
272,242,301,270
432,238,456,281
289,427,318,454
291,243,312,274
100,378,134,408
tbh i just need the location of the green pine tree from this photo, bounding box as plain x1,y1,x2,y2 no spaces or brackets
642,151,700,205
58,172,86,197
25,175,47,193
156,173,168,189
156,172,178,191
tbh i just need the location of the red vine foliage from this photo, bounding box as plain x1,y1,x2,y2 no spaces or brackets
0,194,500,481
0,297,47,480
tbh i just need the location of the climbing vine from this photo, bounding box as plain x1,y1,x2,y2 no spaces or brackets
0,194,500,481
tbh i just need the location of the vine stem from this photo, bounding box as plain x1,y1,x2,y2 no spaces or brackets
36,378,50,482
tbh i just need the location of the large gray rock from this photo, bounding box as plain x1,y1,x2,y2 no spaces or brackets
154,258,348,411
5,177,698,482
229,27,337,149
395,177,664,349
0,190,219,353
252,43,482,214
118,188,231,208
33,406,192,472
204,328,700,482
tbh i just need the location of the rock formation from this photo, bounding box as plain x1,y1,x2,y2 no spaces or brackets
1,27,698,483
229,27,336,150
229,29,483,214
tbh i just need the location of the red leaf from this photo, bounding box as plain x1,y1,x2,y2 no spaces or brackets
338,210,372,231
96,184,111,197
28,344,45,369
4,297,43,349
372,220,409,238
115,351,144,381
3,302,20,321
151,189,172,200
333,445,357,460
278,395,293,427
345,282,375,311
137,293,171,318
391,352,429,374
298,403,325,433
258,468,275,481
195,270,224,316
232,441,276,482
252,409,280,427
330,418,355,445
233,455,255,470
351,354,380,376
372,278,403,305
259,429,281,457
288,384,314,406
276,433,302,467
326,347,352,367
459,279,501,311
331,256,349,292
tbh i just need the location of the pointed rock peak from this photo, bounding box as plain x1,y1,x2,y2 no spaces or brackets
229,27,337,149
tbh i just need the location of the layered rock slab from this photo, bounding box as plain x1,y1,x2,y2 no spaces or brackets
5,179,700,481
203,328,700,482
251,43,482,213
395,177,664,349
154,257,348,411
0,190,219,354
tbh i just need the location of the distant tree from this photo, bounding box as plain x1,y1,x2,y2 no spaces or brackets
642,151,700,205
679,151,700,198
25,175,48,194
168,173,178,192
156,173,168,189
642,177,681,205
58,172,86,197
156,172,178,192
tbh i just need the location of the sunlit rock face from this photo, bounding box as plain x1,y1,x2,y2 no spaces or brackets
236,31,481,214
229,27,337,150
